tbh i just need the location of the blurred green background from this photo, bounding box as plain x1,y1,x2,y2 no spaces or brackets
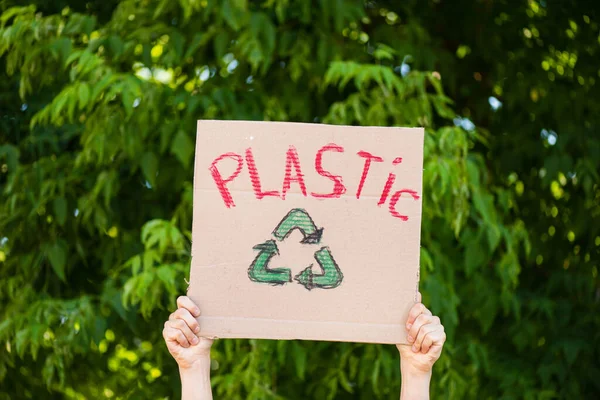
1,0,599,398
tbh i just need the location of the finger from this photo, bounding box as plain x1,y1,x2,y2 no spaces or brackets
407,314,437,344
420,328,446,354
170,308,200,334
426,330,446,354
176,296,201,317
427,333,447,359
165,319,199,346
416,291,422,303
420,332,434,354
406,303,432,331
163,325,191,348
412,321,437,352
416,324,444,353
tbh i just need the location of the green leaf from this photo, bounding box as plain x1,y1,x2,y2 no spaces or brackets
66,87,77,121
142,44,152,66
50,37,72,63
15,329,29,357
52,92,69,122
420,247,434,272
184,33,205,59
338,369,353,393
77,82,90,110
122,88,135,116
465,240,486,276
222,0,248,31
130,255,142,275
53,196,67,226
156,264,177,294
65,50,83,68
214,30,230,60
0,5,35,28
153,0,170,19
170,130,194,167
170,31,185,61
107,35,124,58
140,151,158,187
90,73,113,101
371,358,381,394
291,342,306,379
47,240,67,282
0,144,19,174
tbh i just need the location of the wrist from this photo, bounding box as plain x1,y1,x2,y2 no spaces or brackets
400,360,432,380
179,355,213,400
179,355,211,374
400,360,431,400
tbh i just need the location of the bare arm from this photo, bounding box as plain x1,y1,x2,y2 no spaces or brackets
397,292,446,400
163,296,214,400
180,357,212,400
399,361,432,400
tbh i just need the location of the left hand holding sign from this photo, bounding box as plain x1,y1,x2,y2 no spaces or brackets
163,296,213,370
163,296,214,400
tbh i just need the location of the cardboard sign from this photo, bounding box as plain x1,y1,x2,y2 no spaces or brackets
189,120,423,344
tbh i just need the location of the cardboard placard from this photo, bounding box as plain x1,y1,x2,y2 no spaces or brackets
189,120,423,344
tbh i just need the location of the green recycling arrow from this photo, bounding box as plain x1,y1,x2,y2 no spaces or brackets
294,246,344,290
248,208,343,290
272,208,323,244
247,240,291,285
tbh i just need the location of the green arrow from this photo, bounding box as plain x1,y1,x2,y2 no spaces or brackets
247,240,291,285
294,247,343,290
272,208,323,244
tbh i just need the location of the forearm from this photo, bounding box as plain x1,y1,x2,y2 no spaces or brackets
180,356,213,400
399,360,431,400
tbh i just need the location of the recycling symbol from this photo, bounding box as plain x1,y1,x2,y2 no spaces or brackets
247,208,344,290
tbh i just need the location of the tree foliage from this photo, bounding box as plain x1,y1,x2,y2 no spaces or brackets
0,0,598,398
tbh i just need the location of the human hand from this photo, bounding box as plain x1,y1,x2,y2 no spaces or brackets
396,292,446,376
163,296,214,370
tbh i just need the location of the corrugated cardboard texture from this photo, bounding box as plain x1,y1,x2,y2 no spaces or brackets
189,120,423,344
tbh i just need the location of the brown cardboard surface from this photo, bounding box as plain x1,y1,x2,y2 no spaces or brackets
188,120,424,344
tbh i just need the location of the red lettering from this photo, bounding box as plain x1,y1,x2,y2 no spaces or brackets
209,152,244,208
377,157,403,206
378,174,394,206
311,143,346,199
245,148,280,199
356,151,384,199
281,146,307,200
388,189,420,220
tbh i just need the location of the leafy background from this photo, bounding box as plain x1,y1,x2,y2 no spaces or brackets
1,0,599,398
